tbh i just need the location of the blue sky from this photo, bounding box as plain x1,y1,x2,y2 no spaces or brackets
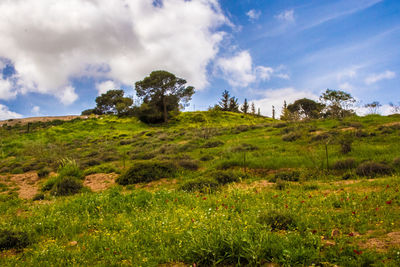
0,0,399,119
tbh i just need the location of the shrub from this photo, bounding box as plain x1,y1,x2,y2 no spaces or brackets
275,179,288,190
257,210,296,231
200,155,214,161
339,135,353,154
32,193,45,201
332,158,356,170
83,165,118,176
273,123,287,128
212,170,240,185
202,140,224,148
41,177,59,192
282,132,301,142
116,161,176,185
0,229,31,251
232,143,258,152
37,168,51,178
58,159,84,180
393,157,400,168
356,161,393,177
217,160,242,170
180,177,219,193
51,176,83,196
178,160,199,171
273,171,300,182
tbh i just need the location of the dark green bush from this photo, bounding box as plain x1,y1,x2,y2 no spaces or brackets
116,161,176,185
217,160,242,170
393,157,400,168
332,158,356,170
273,171,300,182
83,165,118,176
200,155,214,161
178,160,199,171
58,162,84,180
339,135,353,154
41,177,59,192
356,161,393,177
37,168,51,178
202,140,224,148
51,176,83,196
257,210,296,231
282,132,301,142
212,170,240,185
232,143,258,152
32,193,45,201
273,123,287,128
179,177,219,193
0,229,31,251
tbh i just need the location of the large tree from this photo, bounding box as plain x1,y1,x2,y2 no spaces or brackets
135,70,194,123
319,89,355,118
287,98,324,120
92,89,133,116
219,90,230,111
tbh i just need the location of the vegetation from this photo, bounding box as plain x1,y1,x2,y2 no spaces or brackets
1,110,400,265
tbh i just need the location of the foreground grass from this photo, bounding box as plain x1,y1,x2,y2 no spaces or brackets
1,176,400,266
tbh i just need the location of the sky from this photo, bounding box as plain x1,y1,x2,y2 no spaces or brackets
0,0,399,119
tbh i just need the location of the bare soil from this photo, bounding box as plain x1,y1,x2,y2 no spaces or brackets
360,231,400,252
83,173,117,192
0,115,94,127
0,172,41,199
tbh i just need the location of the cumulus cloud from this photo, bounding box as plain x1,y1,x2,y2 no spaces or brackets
216,51,287,87
0,78,16,100
0,104,22,120
0,0,229,105
365,70,396,85
96,80,118,95
251,87,318,117
246,9,261,21
275,9,295,23
31,106,41,116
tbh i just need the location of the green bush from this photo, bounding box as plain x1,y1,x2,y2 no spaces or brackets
116,161,176,185
32,193,45,201
232,143,258,152
212,170,240,185
332,158,356,170
83,165,118,176
202,140,224,148
282,132,301,142
257,210,297,231
177,159,199,171
41,177,59,192
200,155,214,161
393,157,400,168
37,168,51,178
58,160,84,180
51,176,83,196
179,177,219,193
273,171,300,182
356,161,393,177
0,229,31,251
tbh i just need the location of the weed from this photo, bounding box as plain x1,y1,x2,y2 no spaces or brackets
200,155,214,161
32,193,45,201
177,159,199,171
212,170,240,185
202,140,224,148
232,143,258,152
282,132,301,142
37,168,51,178
58,159,84,179
41,177,59,192
273,170,300,182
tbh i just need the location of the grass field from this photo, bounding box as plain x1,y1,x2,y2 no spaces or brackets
1,111,400,266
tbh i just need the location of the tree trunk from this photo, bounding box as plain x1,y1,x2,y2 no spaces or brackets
163,96,168,123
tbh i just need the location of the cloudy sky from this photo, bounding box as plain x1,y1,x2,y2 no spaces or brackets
0,0,399,119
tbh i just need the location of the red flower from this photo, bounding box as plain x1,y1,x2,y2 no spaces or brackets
191,218,195,223
375,207,379,211
308,195,312,198
202,197,207,200
353,249,363,255
348,232,354,236
311,229,317,234
352,211,356,215
386,184,390,188
273,195,278,198
386,200,392,205
301,200,305,203
165,199,169,203
285,204,288,209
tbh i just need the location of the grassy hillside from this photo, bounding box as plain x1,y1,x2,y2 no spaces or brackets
1,111,400,266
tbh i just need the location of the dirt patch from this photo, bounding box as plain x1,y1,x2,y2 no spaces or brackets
83,173,117,192
383,122,400,127
0,172,41,199
340,127,356,132
360,231,400,252
234,180,275,190
0,115,95,127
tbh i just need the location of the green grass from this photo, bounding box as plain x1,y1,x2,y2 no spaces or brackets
1,111,400,265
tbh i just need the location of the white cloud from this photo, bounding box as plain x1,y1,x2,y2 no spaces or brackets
96,80,118,95
275,9,295,23
216,51,287,87
251,87,318,117
0,104,22,120
355,104,392,116
0,78,17,100
339,82,353,92
0,0,229,105
31,106,40,116
58,86,78,106
246,9,261,21
365,70,396,85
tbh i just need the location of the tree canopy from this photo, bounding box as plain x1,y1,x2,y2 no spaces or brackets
135,70,194,123
82,89,133,116
287,98,324,120
319,89,355,118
